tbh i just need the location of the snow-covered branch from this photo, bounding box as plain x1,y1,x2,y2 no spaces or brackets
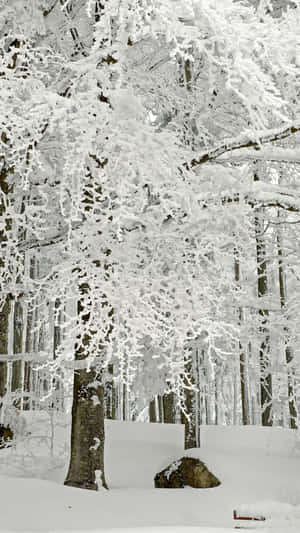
0,352,50,362
187,123,300,168
218,147,300,165
17,221,83,252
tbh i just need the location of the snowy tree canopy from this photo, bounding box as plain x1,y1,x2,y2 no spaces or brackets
0,0,299,405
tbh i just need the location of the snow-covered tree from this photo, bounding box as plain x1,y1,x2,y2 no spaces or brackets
0,0,299,487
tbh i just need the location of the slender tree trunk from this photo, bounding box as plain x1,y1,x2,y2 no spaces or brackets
194,348,201,443
233,356,239,425
52,299,64,410
181,349,199,449
0,297,10,407
149,393,175,424
214,369,219,425
11,297,23,406
163,392,175,423
234,249,250,425
204,349,214,425
23,257,37,410
105,363,116,420
254,174,272,426
277,230,297,429
0,163,13,415
157,395,163,423
122,384,129,421
149,397,157,422
200,349,209,425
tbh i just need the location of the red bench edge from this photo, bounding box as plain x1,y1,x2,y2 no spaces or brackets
233,510,266,521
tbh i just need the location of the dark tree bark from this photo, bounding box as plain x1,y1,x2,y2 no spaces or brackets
149,393,175,424
234,249,251,425
0,297,10,402
254,175,272,426
22,257,37,410
104,364,116,420
277,230,297,429
163,392,175,424
181,350,200,449
11,298,23,405
52,298,65,410
53,298,61,359
180,56,200,448
0,162,13,407
157,395,163,423
64,367,107,490
64,283,107,490
149,398,157,422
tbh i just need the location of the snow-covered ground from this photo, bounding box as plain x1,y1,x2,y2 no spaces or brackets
0,415,299,532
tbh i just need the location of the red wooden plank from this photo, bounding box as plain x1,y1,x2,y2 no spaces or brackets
233,510,266,522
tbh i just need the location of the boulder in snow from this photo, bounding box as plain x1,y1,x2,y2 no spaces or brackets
0,424,13,448
154,456,221,488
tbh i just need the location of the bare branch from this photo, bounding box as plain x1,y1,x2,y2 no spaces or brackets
43,0,60,17
0,352,50,362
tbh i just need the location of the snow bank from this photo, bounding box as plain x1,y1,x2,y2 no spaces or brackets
1,422,300,530
200,424,299,455
105,420,184,488
238,500,300,519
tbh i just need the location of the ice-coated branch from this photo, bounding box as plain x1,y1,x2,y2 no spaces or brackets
0,352,50,362
246,182,300,212
217,147,300,165
16,220,83,252
187,122,300,168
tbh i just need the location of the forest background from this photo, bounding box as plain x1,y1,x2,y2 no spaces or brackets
0,0,300,490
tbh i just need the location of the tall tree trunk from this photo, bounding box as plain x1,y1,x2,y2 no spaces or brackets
214,369,219,425
122,384,129,421
64,366,107,490
254,174,272,426
0,159,14,415
277,230,297,429
200,349,209,425
52,299,64,410
105,363,116,420
0,297,10,407
181,347,200,449
23,256,37,410
11,297,23,406
234,249,250,425
157,395,163,423
11,195,26,406
64,283,107,490
163,392,175,424
149,397,157,422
